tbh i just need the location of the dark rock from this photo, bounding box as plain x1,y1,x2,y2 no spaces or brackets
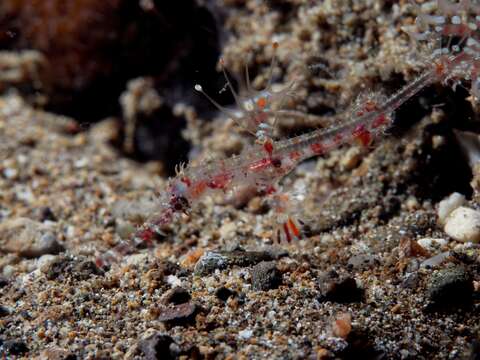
0,276,8,288
194,249,274,276
43,256,103,281
227,250,274,267
157,302,197,327
401,272,419,289
155,260,180,277
251,261,282,291
2,339,28,355
137,332,180,360
162,287,191,305
426,266,473,310
0,305,11,317
34,206,57,222
318,272,364,303
338,329,384,360
215,287,236,302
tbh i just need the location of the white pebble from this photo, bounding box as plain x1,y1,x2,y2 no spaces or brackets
238,329,253,340
417,238,448,251
437,192,466,225
444,207,480,243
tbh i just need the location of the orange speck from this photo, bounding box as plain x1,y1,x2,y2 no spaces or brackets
288,218,300,238
435,62,445,77
364,100,378,112
190,180,207,198
332,313,352,339
272,42,279,49
257,96,267,109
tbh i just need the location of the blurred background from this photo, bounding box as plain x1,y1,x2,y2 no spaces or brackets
0,0,233,174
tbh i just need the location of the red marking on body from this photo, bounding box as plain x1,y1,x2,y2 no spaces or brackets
181,176,191,187
248,158,273,172
283,222,292,243
190,180,207,198
310,142,325,155
352,124,372,147
257,97,267,109
435,61,446,77
356,110,364,117
288,218,300,238
265,185,276,195
372,114,387,129
289,150,301,161
208,173,231,189
264,140,274,155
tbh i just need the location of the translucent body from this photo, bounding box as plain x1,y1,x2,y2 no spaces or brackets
96,0,480,267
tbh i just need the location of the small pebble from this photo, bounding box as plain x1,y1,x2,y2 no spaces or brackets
427,266,473,309
444,207,480,243
136,332,180,360
318,272,364,303
0,218,64,258
2,339,29,355
194,249,273,276
162,287,191,305
194,252,229,276
215,287,236,302
251,261,282,291
0,305,11,317
347,253,376,270
437,192,466,225
238,329,253,340
157,302,197,327
417,238,448,252
331,312,352,339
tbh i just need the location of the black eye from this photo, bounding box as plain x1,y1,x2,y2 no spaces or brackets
170,195,189,211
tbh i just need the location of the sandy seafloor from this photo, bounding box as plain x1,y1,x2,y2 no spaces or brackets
1,0,480,359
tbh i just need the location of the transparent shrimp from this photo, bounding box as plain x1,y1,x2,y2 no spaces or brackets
96,0,480,267
194,42,298,142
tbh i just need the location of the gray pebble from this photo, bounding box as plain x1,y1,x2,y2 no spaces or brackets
427,266,473,309
251,261,282,291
